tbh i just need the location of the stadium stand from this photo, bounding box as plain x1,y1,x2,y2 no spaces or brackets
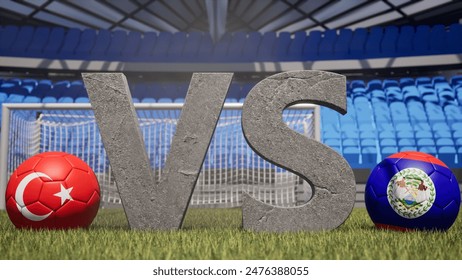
0,74,461,170
1,23,462,62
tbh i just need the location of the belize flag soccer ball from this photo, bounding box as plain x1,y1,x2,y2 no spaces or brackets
5,152,100,229
365,151,460,231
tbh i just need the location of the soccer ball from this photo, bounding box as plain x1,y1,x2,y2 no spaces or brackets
5,152,100,229
365,151,460,231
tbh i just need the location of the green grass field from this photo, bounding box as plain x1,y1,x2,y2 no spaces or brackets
0,207,461,260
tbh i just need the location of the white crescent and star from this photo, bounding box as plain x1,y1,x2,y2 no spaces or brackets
15,172,74,221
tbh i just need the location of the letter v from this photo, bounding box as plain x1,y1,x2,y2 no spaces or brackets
82,73,233,230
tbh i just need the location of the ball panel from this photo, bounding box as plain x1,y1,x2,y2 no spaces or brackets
15,156,41,177
430,170,460,209
54,200,94,228
39,181,66,211
388,151,447,168
367,159,399,198
22,201,53,217
64,154,90,172
34,156,73,181
65,168,100,202
22,176,43,206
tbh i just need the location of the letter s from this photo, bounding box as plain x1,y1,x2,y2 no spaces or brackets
241,70,356,232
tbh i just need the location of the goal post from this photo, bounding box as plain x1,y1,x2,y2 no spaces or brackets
0,102,320,210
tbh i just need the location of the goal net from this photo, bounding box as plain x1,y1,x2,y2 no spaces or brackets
0,103,319,209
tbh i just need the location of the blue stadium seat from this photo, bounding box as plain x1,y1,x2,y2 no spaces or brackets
302,30,321,60
343,147,360,168
349,28,367,59
429,24,446,54
213,33,232,61
257,32,277,61
121,31,142,60
287,31,306,61
59,28,82,59
381,26,399,57
398,138,416,148
407,101,427,123
365,26,383,57
42,27,65,59
318,29,337,60
396,25,414,56
8,26,34,57
382,146,398,158
136,32,157,60
0,25,19,55
167,32,186,61
182,32,203,62
367,79,383,91
106,30,127,59
402,85,421,103
91,29,111,59
26,26,50,57
425,102,446,125
389,101,409,124
226,32,246,61
362,147,378,167
379,130,395,140
438,146,458,167
399,77,415,87
74,29,97,59
446,23,462,53
419,146,437,157
196,33,214,62
274,32,291,61
241,32,261,61
380,138,397,148
413,25,430,55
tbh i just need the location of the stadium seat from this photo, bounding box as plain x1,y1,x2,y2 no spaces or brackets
396,25,414,56
0,25,19,55
59,28,82,59
196,33,214,61
74,29,97,59
446,23,462,53
381,146,398,158
302,30,322,60
42,27,65,59
257,32,277,61
287,31,306,61
26,26,50,57
438,146,458,167
105,30,127,59
8,26,35,57
91,29,112,59
240,32,261,61
413,25,430,55
429,24,446,54
167,32,186,61
343,147,360,168
121,31,142,60
362,147,378,167
226,32,246,61
274,32,291,60
213,33,232,61
318,29,337,60
349,28,367,59
137,32,158,60
182,32,203,62
364,26,383,57
381,26,399,57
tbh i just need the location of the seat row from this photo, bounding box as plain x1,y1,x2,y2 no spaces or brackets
2,75,462,168
1,23,461,62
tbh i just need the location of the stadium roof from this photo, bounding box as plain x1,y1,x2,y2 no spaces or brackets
1,0,462,41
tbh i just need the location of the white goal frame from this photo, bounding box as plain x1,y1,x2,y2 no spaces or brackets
0,102,320,210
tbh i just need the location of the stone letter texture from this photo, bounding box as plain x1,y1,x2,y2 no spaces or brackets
241,70,356,232
83,73,233,230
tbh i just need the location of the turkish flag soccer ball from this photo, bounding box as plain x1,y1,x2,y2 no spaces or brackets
5,152,100,229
